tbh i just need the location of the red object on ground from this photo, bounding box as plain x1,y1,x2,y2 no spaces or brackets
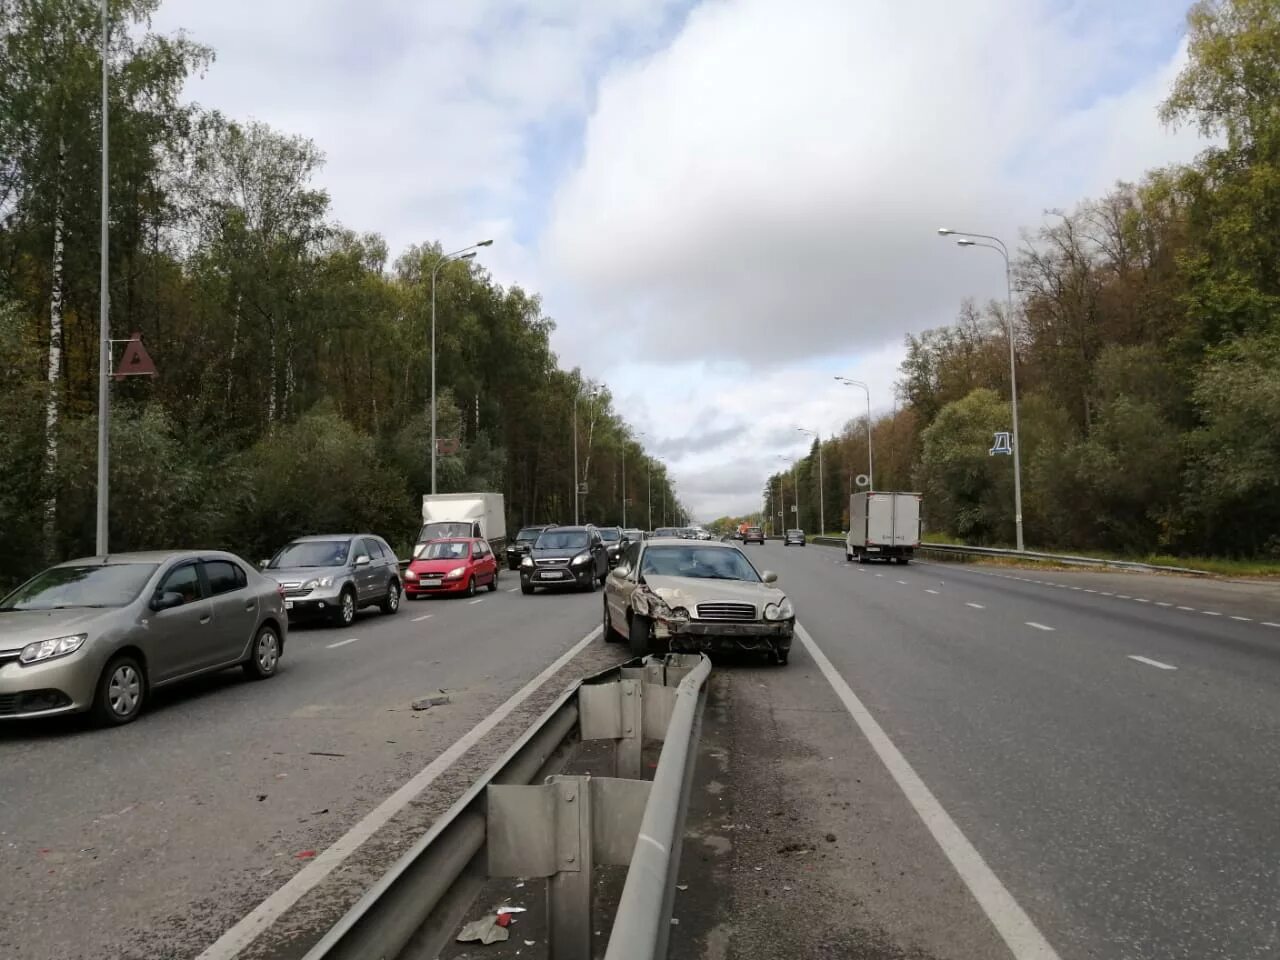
295,849,316,859
495,913,512,927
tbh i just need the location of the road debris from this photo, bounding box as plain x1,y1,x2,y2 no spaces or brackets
412,693,451,710
457,918,509,944
308,751,346,758
256,794,267,802
295,850,316,860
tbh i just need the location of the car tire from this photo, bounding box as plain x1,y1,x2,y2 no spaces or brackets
487,570,498,592
381,580,401,615
845,551,853,562
92,655,146,726
243,624,282,680
334,588,357,627
465,576,476,598
629,614,651,657
602,598,620,643
521,583,534,595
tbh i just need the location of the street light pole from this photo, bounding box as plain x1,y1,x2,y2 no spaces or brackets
834,377,873,492
430,239,493,496
95,0,110,554
938,227,1024,551
797,427,824,534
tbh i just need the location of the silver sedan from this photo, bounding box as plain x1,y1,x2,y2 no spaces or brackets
0,551,287,726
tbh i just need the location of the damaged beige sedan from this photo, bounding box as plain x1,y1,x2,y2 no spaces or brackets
602,538,794,664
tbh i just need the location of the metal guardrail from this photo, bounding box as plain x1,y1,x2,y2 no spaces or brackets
810,536,1209,576
301,652,711,960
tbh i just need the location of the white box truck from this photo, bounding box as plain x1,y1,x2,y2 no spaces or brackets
414,493,507,558
846,492,922,565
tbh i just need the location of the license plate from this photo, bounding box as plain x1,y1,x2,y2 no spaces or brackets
285,600,294,610
539,570,566,580
424,578,442,587
866,547,880,552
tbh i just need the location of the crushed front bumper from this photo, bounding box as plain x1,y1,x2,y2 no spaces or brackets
654,618,793,655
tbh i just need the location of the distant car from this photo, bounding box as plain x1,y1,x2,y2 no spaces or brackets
784,529,806,547
0,551,286,725
621,528,645,546
521,525,609,594
506,524,554,571
405,537,498,598
602,537,793,664
742,526,765,544
598,526,624,567
653,527,682,538
262,534,401,627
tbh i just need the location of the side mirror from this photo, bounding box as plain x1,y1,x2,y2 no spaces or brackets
258,559,269,570
152,591,185,611
762,570,778,584
355,555,370,567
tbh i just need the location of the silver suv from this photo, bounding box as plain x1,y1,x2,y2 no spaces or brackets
263,534,401,627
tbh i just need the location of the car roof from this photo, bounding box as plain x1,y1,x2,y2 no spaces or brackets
57,549,244,566
643,537,736,548
543,525,590,532
290,533,378,542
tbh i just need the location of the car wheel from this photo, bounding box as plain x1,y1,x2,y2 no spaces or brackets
602,598,619,642
243,625,281,680
381,580,401,614
335,588,357,626
845,551,853,562
92,655,146,726
487,570,498,592
465,576,476,598
628,614,651,657
581,571,597,593
521,583,534,595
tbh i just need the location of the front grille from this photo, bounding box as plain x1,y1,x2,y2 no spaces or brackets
284,587,311,599
0,694,17,716
535,558,570,567
696,602,757,622
0,689,71,716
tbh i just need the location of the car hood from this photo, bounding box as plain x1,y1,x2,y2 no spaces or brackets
409,558,472,573
529,546,588,559
263,565,348,584
0,607,121,647
641,575,783,609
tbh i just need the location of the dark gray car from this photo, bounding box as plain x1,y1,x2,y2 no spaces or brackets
520,525,609,594
0,551,286,726
263,534,401,627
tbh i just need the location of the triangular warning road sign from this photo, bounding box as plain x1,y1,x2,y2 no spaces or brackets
113,332,157,381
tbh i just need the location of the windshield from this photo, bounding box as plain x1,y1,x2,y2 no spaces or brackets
0,563,159,611
270,540,350,568
516,527,544,543
419,540,471,560
419,521,472,541
639,546,760,582
599,528,621,542
536,530,589,550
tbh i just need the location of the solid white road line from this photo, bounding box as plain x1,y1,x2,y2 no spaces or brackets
965,602,985,610
507,587,519,593
1025,622,1055,632
1128,655,1177,671
1264,622,1280,628
925,589,940,595
796,625,1061,960
195,625,603,960
411,614,432,622
325,638,359,649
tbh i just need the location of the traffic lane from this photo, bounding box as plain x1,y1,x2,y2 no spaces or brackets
669,652,1013,960
772,543,1280,959
913,557,1280,624
0,581,607,960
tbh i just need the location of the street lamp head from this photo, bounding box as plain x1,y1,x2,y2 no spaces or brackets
937,227,954,236
458,251,477,261
476,239,494,247
956,239,976,247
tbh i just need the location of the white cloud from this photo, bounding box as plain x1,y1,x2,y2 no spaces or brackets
145,0,1204,519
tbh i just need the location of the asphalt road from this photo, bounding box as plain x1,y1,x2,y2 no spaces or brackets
687,541,1280,960
0,573,628,960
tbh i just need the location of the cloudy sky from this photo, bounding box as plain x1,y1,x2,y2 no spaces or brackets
152,0,1206,520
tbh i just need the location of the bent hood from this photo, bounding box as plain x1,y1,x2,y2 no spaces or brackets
641,575,783,611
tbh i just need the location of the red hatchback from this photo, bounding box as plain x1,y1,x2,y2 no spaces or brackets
404,538,499,598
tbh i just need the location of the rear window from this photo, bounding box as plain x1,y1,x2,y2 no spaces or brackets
599,528,621,542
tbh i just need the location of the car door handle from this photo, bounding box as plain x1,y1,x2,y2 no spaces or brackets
199,615,212,625
245,601,257,611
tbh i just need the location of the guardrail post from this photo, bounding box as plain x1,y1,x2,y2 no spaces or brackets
616,678,642,779
548,776,593,960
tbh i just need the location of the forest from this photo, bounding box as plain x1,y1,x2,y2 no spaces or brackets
0,0,678,590
761,0,1280,562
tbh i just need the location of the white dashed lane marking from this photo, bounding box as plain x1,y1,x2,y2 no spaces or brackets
965,602,985,610
326,638,359,649
925,589,940,595
411,614,432,622
1025,622,1055,632
1129,655,1177,671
